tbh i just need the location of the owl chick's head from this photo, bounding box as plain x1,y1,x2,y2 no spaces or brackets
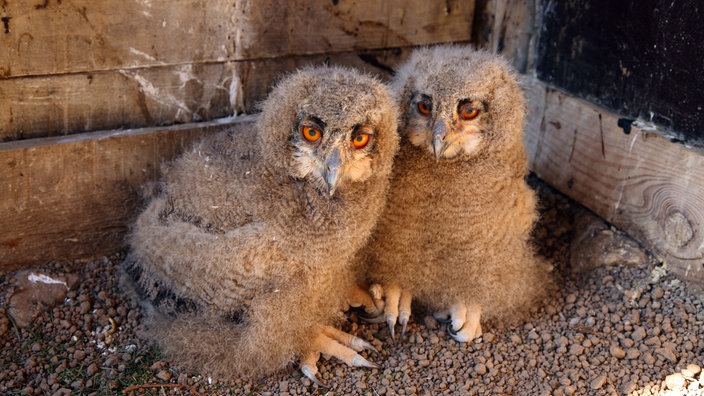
393,45,525,161
257,66,399,197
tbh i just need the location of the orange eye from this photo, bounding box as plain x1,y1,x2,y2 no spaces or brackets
301,125,321,142
417,100,432,116
352,133,371,149
458,102,481,120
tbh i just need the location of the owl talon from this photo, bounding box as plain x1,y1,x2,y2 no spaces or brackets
385,314,397,343
301,364,329,388
398,290,412,343
352,354,379,368
399,318,408,343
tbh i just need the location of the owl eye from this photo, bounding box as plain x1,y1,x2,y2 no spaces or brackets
417,100,432,116
458,102,481,120
301,125,322,142
352,133,371,149
352,126,373,149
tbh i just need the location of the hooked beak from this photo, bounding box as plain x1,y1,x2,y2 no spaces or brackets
323,147,342,196
432,119,450,161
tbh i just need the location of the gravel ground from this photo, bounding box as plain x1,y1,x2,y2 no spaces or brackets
1,178,703,396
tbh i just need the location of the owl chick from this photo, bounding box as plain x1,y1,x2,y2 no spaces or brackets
363,46,551,343
123,66,399,384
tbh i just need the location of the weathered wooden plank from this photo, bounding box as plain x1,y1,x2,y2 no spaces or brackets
1,0,472,78
0,116,255,271
234,0,474,59
1,63,238,141
1,48,415,142
472,0,537,73
523,78,704,284
0,0,235,78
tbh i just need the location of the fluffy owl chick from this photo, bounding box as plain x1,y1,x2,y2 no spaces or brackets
123,66,399,384
365,46,551,343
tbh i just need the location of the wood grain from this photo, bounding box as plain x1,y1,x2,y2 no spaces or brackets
1,0,472,78
233,0,473,59
472,0,537,73
1,63,237,141
523,78,704,284
1,48,413,142
0,116,255,271
2,0,473,141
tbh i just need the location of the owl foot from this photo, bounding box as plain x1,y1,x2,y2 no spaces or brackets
434,302,482,342
369,283,412,343
300,325,379,387
347,284,384,323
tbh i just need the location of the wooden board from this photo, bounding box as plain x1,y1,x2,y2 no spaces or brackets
1,0,473,141
523,78,704,284
1,0,472,78
1,48,414,142
1,63,237,141
0,116,255,271
0,0,235,77
472,0,538,73
233,0,474,59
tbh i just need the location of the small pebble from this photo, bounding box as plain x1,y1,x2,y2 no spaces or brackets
655,347,677,363
86,363,99,376
631,326,646,341
474,364,487,375
682,364,701,377
625,348,640,359
569,344,584,356
589,373,607,389
664,373,686,390
609,344,626,359
156,370,171,381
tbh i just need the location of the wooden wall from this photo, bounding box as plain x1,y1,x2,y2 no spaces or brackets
0,0,474,270
1,0,473,142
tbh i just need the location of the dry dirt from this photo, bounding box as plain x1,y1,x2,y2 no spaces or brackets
1,178,703,396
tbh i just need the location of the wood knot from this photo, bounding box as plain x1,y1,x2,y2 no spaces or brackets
662,211,693,248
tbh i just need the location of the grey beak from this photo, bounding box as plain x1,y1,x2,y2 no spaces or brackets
324,147,342,196
432,119,450,161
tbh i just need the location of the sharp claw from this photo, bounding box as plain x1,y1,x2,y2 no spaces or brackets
351,337,378,354
301,365,329,389
386,316,396,344
352,354,379,369
399,319,408,343
398,310,410,343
